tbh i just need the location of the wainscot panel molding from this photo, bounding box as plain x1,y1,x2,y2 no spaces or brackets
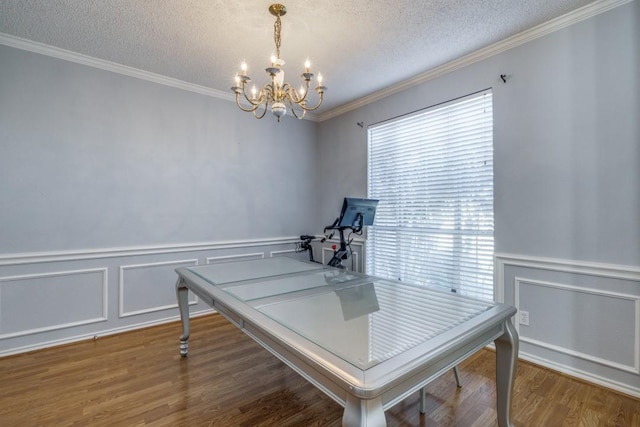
206,253,265,264
0,237,302,266
0,268,108,339
496,253,640,398
0,237,304,357
270,249,299,258
514,277,639,374
119,259,199,318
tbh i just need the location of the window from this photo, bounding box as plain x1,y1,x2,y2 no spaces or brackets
366,91,494,300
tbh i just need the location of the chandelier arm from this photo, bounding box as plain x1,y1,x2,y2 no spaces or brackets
296,86,311,104
288,101,307,120
296,91,325,111
252,102,269,119
286,83,317,111
238,83,268,107
280,84,295,104
283,92,308,120
284,89,325,112
235,93,263,113
283,82,309,105
284,89,306,111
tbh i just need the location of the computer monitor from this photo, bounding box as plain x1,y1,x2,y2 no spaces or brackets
337,197,378,230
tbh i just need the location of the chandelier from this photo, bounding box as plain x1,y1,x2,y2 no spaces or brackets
231,4,326,122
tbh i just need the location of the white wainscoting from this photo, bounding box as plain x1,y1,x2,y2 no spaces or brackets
0,237,301,357
496,253,640,398
515,277,639,373
0,268,108,339
206,253,265,264
270,249,299,258
119,259,199,318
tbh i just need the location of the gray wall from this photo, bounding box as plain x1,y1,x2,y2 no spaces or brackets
0,45,318,253
0,44,318,354
317,2,640,397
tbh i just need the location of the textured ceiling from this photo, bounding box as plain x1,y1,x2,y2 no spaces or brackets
0,0,597,116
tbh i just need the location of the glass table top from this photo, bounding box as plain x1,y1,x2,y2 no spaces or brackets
187,258,493,370
221,268,361,301
190,256,326,285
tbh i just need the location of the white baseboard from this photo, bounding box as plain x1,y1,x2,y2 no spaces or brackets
519,351,640,399
0,309,215,358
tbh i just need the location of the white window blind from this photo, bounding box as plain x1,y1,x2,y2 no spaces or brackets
366,91,494,301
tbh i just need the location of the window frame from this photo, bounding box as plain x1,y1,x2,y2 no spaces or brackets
366,90,494,301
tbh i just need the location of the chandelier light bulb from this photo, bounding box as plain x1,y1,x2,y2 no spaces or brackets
241,62,247,75
304,59,310,73
317,73,323,85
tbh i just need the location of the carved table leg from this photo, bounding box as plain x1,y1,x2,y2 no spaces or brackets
176,278,190,357
495,319,519,427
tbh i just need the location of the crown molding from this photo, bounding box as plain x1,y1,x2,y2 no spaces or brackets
316,0,633,122
0,0,631,124
0,32,320,122
0,32,235,101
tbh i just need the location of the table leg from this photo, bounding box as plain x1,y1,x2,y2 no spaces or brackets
343,395,386,427
176,278,190,357
494,319,519,427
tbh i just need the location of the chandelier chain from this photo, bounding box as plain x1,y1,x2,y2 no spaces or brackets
274,15,282,59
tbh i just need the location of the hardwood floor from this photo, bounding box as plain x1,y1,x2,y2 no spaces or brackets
1,314,638,426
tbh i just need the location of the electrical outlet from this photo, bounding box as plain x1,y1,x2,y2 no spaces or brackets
519,310,530,326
